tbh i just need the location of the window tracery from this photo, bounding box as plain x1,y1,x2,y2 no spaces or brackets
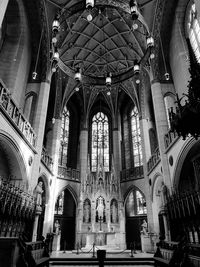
91,112,109,171
130,107,143,167
59,107,70,166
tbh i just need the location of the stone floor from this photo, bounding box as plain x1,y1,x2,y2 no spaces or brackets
49,250,155,266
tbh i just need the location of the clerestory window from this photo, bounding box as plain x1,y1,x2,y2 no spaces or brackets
130,107,143,167
91,112,109,172
59,107,70,166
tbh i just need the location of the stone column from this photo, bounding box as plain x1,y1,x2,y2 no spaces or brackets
0,0,8,32
43,118,62,237
31,80,51,241
140,117,154,233
151,80,172,190
79,128,88,181
112,128,122,177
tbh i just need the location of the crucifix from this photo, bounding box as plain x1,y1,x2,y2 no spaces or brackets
99,216,103,231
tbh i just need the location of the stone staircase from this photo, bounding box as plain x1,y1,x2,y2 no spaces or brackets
49,253,154,266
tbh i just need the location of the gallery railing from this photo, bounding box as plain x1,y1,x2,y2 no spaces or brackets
0,79,37,148
0,179,36,239
41,147,53,172
164,130,179,150
147,147,160,173
57,166,80,181
120,166,144,182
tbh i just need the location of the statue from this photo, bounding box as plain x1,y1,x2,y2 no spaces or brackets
34,181,43,208
54,220,61,235
97,197,105,221
52,219,61,251
83,200,91,223
111,200,118,223
141,219,148,235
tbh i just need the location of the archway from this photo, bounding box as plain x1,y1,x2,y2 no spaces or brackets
54,187,76,250
125,187,147,250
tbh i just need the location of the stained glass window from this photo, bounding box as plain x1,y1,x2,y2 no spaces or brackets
54,191,64,215
187,2,200,62
59,107,69,166
130,107,143,166
126,189,146,217
91,112,109,171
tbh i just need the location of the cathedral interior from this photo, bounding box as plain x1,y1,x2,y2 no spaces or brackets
0,0,200,266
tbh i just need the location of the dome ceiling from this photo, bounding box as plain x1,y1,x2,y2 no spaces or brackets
50,0,155,86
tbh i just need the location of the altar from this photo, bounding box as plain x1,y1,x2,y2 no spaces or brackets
77,153,126,251
85,232,116,247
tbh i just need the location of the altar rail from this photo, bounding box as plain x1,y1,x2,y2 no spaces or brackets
147,147,160,173
57,166,80,181
0,180,36,238
0,80,37,147
41,147,53,172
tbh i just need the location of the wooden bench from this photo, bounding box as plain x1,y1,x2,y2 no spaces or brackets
153,241,178,267
25,241,49,267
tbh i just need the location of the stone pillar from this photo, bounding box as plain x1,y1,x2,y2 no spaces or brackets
0,0,8,32
140,117,154,233
31,80,51,187
31,80,51,241
32,213,40,242
43,118,62,237
112,128,122,176
151,80,172,191
79,128,88,181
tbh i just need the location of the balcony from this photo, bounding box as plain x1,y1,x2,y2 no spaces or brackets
0,80,37,148
41,147,54,172
120,166,144,182
147,147,160,174
164,129,179,151
57,166,80,182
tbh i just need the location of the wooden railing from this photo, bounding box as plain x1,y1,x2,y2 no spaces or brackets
0,80,37,148
41,147,53,172
57,166,80,181
120,166,144,182
147,147,160,173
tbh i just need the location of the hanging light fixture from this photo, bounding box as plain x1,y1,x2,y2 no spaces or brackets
32,28,44,80
106,72,112,87
130,0,139,20
52,15,60,44
86,0,94,22
51,48,59,73
146,35,154,48
159,33,170,80
133,60,140,84
74,67,82,81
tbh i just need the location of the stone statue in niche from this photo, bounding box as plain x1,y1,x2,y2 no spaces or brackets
111,200,118,223
34,181,44,210
141,219,148,235
96,196,106,222
83,199,91,223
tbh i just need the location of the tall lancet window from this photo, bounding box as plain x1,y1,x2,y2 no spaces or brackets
131,107,143,167
91,112,109,172
187,2,200,62
59,107,70,166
